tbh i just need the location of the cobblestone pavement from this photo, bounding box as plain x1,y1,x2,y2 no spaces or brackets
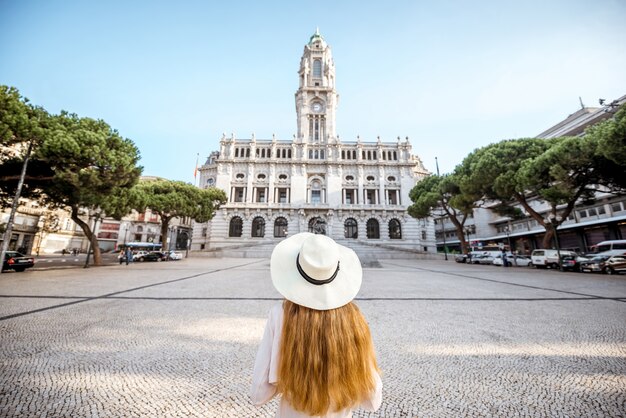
0,258,625,417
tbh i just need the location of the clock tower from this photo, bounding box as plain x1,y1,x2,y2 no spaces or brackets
295,29,338,144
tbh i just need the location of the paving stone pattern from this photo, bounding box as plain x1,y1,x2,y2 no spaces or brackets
0,259,625,417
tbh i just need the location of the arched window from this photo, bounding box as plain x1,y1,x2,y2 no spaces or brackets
389,219,402,239
274,217,288,238
308,217,326,235
252,217,265,238
366,219,380,239
229,217,243,237
313,59,322,77
344,218,358,239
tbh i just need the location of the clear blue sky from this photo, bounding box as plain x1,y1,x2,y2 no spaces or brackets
2,0,625,182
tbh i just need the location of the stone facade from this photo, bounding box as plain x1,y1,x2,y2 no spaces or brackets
194,31,434,252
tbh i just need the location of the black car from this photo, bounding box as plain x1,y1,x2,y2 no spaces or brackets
2,251,35,272
560,255,580,271
136,251,167,262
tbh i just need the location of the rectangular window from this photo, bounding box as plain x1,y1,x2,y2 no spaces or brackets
611,202,623,213
278,189,288,203
365,190,376,205
579,210,588,218
256,189,266,203
387,190,398,205
234,187,245,203
344,189,355,205
311,190,321,203
598,206,606,215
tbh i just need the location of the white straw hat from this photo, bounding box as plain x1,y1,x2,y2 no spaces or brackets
270,232,363,310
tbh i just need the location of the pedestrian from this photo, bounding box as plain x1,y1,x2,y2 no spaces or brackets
502,248,508,267
251,232,382,417
125,247,133,265
119,250,124,265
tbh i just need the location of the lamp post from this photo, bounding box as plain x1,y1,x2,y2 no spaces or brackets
547,214,563,271
435,157,448,261
503,225,515,266
440,215,448,261
503,226,512,251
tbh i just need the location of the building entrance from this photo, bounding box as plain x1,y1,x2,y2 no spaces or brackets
308,217,327,235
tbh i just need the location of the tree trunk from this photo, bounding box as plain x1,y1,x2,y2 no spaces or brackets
71,207,102,266
542,226,555,250
454,230,469,254
159,216,171,251
445,210,469,254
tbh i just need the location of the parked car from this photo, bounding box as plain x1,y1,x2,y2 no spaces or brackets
455,254,468,263
478,254,496,265
493,254,532,267
531,249,577,269
167,251,183,261
604,255,626,274
589,240,626,254
581,254,626,274
580,255,611,273
2,251,35,272
560,254,595,272
136,251,167,262
470,253,484,264
560,255,579,271
132,251,150,261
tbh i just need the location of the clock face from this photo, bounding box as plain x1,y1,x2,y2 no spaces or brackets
312,102,323,113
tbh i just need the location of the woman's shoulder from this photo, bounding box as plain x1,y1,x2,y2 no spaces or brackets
269,301,284,319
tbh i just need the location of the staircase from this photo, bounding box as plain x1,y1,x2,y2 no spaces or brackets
192,239,440,260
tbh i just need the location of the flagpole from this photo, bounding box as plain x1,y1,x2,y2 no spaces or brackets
193,153,199,187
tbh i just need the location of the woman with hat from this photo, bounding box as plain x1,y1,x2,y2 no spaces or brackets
251,232,382,417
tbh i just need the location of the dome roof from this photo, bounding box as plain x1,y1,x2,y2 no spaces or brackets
308,28,327,47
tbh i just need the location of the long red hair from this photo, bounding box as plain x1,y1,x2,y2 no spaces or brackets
277,300,379,415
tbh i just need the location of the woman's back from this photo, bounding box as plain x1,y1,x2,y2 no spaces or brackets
250,232,382,417
278,301,379,416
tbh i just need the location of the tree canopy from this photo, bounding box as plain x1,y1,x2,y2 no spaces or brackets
131,179,227,248
1,86,143,265
460,109,626,248
408,173,480,254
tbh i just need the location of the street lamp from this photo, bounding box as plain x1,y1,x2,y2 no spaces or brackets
435,156,448,261
503,225,516,266
503,226,512,251
438,215,448,261
546,214,563,271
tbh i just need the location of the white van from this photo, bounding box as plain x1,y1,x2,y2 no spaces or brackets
531,249,577,269
590,240,626,254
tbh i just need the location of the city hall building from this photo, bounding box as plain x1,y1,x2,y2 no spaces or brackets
193,30,434,252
